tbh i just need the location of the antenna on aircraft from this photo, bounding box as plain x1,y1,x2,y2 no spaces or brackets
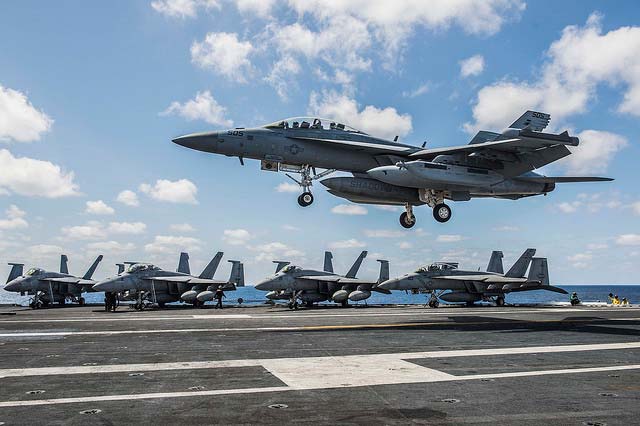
393,136,398,142
422,141,427,148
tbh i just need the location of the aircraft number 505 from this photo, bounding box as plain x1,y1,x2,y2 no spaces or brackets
227,130,244,137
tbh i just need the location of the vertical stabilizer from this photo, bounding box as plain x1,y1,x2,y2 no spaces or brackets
377,260,389,283
199,252,223,279
528,257,549,286
82,255,104,280
6,263,24,283
324,251,334,273
346,251,368,278
273,261,290,273
506,249,536,278
228,260,244,286
60,255,69,274
177,252,190,274
487,251,504,274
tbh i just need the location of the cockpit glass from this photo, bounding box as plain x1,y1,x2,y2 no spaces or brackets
281,265,299,273
26,268,42,276
127,264,154,273
263,117,365,134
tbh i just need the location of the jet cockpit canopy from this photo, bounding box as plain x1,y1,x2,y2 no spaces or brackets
25,268,44,276
127,263,158,273
263,117,365,134
281,265,301,274
415,262,459,273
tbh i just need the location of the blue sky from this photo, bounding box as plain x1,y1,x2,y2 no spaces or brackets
0,0,639,285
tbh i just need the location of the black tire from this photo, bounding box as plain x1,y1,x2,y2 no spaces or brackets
297,192,314,207
78,297,85,306
288,302,294,310
35,302,42,309
465,301,475,307
341,301,348,308
496,297,505,307
433,203,452,223
399,212,416,228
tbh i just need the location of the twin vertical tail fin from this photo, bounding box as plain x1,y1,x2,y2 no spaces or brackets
60,254,69,274
178,252,191,274
323,251,334,273
487,251,504,274
273,261,290,273
228,260,244,287
6,263,24,283
376,260,389,283
528,257,549,286
505,249,536,278
346,251,368,278
83,255,104,280
199,252,224,279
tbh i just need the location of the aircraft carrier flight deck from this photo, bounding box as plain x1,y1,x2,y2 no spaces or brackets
0,304,639,425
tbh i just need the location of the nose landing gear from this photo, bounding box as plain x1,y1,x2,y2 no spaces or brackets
283,165,336,208
400,204,417,229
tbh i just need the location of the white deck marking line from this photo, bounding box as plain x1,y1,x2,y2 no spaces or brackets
1,341,639,379
0,307,626,323
1,364,640,408
2,317,638,338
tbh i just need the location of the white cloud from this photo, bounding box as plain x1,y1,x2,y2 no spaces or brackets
0,205,28,230
85,200,115,215
144,235,202,253
161,91,233,127
107,221,147,235
191,32,254,82
264,56,302,101
557,201,581,214
249,241,304,262
561,130,628,175
568,253,593,263
436,234,463,243
139,179,198,204
116,190,139,207
282,224,300,231
397,241,412,249
222,228,253,246
587,243,608,250
466,14,640,133
329,239,366,249
151,0,219,18
0,149,79,197
61,221,107,240
235,0,276,17
0,84,53,143
275,182,300,193
309,90,412,140
331,204,368,215
616,234,640,246
402,82,431,98
492,225,520,232
459,54,485,78
170,223,195,233
26,244,63,257
364,229,406,238
86,241,136,253
632,202,640,216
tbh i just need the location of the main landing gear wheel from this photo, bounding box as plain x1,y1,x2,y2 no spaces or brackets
297,192,314,207
428,299,439,308
399,212,416,228
433,203,452,223
496,296,505,307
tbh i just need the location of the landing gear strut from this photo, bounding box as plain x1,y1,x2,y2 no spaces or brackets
399,204,416,228
284,165,335,208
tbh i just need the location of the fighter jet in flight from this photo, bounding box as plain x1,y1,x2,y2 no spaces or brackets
378,249,567,307
4,254,103,308
92,252,243,309
255,251,391,309
173,111,612,228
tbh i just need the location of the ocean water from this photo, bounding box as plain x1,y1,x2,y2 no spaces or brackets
1,285,639,307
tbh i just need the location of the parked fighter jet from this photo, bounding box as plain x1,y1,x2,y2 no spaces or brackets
92,252,243,310
173,111,612,228
255,251,390,309
379,249,567,306
4,254,103,308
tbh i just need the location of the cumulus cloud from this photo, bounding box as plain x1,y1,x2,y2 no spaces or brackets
309,91,412,140
161,91,233,127
107,221,147,235
329,239,366,249
264,56,302,101
249,241,304,262
170,223,195,233
235,0,276,17
436,234,463,243
116,190,139,207
616,234,640,246
275,182,300,193
459,54,485,78
86,241,136,253
0,205,28,230
151,0,219,18
0,84,53,143
191,32,254,82
632,202,640,216
364,229,406,238
145,235,202,253
402,82,431,98
85,200,115,215
560,130,628,175
139,179,198,204
61,221,107,241
331,204,368,215
222,228,253,246
0,149,79,197
466,14,640,133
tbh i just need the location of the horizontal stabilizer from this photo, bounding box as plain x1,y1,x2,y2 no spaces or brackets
468,130,500,145
518,176,613,183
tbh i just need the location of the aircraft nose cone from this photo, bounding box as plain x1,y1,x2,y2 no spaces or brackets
254,279,274,291
377,278,398,290
92,280,116,292
172,132,217,152
4,280,20,292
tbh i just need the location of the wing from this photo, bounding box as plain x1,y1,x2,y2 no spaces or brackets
288,135,416,155
145,276,227,285
435,275,531,284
